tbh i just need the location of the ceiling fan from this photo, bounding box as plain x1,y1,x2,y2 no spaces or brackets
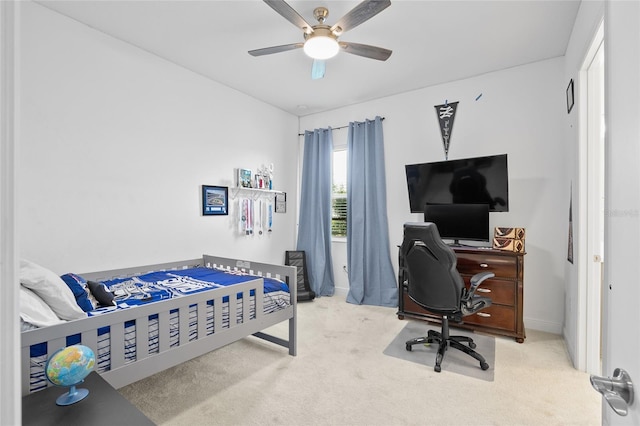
249,0,392,79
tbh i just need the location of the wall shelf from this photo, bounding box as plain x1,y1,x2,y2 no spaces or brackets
230,187,284,200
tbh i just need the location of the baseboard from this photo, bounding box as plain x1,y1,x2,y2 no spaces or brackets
334,286,349,298
330,289,564,336
524,317,563,335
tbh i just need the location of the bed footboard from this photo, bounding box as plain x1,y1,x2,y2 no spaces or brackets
21,255,297,395
201,254,297,356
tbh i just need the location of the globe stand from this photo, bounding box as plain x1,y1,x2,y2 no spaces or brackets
56,383,89,406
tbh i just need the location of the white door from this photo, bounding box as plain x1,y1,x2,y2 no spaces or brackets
598,0,640,423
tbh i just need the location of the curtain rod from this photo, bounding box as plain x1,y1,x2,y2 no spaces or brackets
298,116,385,136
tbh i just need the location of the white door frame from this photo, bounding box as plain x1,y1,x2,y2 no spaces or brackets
0,0,20,424
577,20,604,375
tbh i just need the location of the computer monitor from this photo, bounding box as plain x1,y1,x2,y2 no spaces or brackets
423,203,490,245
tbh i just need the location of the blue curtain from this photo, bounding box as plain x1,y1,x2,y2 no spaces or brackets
297,128,335,297
346,117,398,307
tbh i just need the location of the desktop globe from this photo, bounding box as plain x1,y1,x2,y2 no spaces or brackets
45,344,96,406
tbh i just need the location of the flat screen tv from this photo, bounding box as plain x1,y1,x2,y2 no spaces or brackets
424,203,490,245
405,154,509,213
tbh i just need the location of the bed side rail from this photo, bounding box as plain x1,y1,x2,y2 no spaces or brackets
21,276,266,395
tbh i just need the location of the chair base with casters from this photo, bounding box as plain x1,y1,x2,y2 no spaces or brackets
405,316,489,372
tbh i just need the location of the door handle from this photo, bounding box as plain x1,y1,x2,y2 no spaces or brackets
590,368,634,416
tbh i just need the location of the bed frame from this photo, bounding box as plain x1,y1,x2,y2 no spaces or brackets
20,254,297,395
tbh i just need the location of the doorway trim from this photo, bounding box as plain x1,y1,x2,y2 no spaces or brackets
0,0,20,423
577,19,604,375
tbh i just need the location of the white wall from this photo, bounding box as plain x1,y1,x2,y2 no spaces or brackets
301,57,568,334
18,2,299,274
561,0,605,367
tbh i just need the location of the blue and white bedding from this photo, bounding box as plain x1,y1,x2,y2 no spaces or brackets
27,266,290,393
90,266,289,314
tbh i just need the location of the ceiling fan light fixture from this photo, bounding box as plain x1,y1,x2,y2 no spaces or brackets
303,35,339,60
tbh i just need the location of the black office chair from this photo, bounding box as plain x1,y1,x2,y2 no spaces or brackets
399,222,494,372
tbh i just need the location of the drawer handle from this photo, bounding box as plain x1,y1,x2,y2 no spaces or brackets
476,312,491,318
479,263,489,268
476,288,491,293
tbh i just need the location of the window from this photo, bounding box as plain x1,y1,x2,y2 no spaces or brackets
332,149,347,238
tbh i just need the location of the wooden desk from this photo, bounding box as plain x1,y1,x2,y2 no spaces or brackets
398,246,526,343
22,372,154,426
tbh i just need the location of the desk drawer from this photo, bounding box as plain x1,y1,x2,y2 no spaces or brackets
456,253,517,279
463,278,515,306
463,304,515,331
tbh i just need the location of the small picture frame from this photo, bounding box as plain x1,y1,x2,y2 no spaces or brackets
566,79,574,114
275,192,287,213
254,174,268,189
202,185,228,216
237,168,252,188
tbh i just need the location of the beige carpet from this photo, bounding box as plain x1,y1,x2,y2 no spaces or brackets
119,296,601,426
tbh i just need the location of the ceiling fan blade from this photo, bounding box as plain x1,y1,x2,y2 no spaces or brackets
249,43,303,57
263,0,314,34
339,42,392,61
311,60,326,80
331,0,391,34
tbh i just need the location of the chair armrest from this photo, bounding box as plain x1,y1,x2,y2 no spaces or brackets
467,271,495,298
461,271,495,316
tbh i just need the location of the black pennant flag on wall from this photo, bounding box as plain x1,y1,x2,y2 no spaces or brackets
434,101,459,160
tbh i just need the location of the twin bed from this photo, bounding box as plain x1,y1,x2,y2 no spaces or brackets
20,254,297,395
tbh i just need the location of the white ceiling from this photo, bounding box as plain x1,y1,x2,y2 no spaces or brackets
36,0,581,116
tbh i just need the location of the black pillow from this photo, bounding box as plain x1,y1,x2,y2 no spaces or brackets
87,280,116,307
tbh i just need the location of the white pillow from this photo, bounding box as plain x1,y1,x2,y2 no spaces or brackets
20,318,40,332
20,259,87,321
19,285,65,327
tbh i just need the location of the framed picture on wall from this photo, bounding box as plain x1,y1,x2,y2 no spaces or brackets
202,185,228,216
275,192,286,213
566,79,575,113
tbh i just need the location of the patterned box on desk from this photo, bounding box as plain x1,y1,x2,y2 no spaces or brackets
494,227,526,240
492,237,526,253
493,227,526,253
